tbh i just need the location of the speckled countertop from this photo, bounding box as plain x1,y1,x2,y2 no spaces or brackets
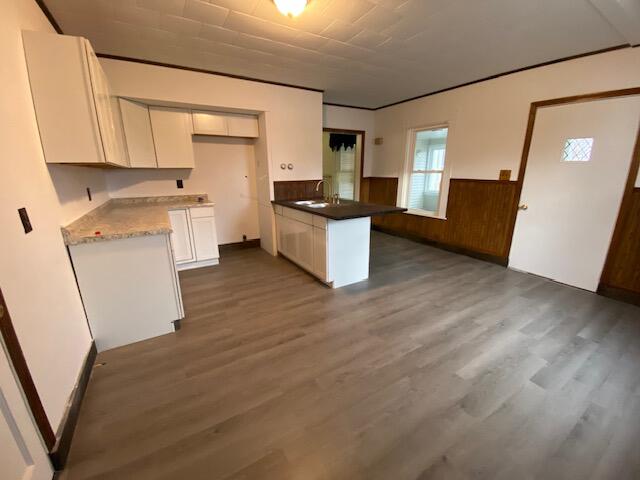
62,195,213,246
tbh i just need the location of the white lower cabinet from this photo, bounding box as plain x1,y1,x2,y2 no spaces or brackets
275,206,371,288
275,207,330,284
169,206,219,270
69,234,182,352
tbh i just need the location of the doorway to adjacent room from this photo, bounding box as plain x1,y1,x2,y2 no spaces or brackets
322,128,365,201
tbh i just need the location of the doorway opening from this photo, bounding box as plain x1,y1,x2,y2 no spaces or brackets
322,128,365,201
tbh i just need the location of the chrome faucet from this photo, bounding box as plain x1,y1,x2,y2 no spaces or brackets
316,179,330,202
316,179,340,204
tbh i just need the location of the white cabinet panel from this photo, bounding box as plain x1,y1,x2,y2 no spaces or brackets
276,213,286,256
276,210,316,275
119,98,157,168
191,111,259,138
191,216,220,261
149,107,195,168
85,42,129,167
313,226,328,280
283,207,313,225
69,235,180,351
23,32,106,165
192,110,228,135
296,221,314,272
168,209,194,263
189,206,215,218
227,114,259,138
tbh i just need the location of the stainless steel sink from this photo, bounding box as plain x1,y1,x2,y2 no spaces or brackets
293,200,316,205
307,203,329,208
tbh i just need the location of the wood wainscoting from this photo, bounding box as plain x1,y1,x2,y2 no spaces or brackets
361,177,519,264
599,188,640,305
273,180,323,201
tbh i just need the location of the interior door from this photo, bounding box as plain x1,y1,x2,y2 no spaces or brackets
0,341,53,480
510,96,640,291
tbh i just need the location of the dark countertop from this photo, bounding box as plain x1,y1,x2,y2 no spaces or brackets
272,199,406,220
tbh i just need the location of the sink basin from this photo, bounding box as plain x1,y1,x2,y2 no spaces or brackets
307,203,329,208
293,200,316,205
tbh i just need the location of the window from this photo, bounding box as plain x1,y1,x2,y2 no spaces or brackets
336,147,356,199
563,138,593,162
404,127,448,215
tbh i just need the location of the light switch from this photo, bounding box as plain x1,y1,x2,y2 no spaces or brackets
18,208,32,234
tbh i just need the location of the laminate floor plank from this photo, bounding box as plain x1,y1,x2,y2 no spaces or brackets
58,232,640,480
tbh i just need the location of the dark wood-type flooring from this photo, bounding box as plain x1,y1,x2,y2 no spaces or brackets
59,232,640,480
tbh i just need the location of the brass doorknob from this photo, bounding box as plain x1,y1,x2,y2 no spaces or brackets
518,204,528,211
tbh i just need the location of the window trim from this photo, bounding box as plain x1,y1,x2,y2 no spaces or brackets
397,123,451,220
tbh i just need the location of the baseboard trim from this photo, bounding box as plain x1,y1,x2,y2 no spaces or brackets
49,341,97,471
219,238,261,253
372,225,508,266
597,284,640,307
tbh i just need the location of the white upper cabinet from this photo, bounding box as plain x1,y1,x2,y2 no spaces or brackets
23,31,128,166
192,111,228,136
119,99,158,168
191,111,259,138
149,107,195,169
227,114,260,138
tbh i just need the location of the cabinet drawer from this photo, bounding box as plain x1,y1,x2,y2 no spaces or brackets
274,205,283,215
189,206,214,218
312,215,327,230
283,207,313,226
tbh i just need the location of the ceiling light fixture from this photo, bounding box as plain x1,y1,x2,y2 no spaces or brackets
273,0,309,17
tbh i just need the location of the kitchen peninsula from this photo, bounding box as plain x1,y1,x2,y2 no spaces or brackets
62,195,217,351
273,199,405,288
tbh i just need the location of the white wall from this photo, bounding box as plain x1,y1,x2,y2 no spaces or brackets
106,137,260,245
1,0,98,430
100,58,323,183
323,105,375,177
373,47,640,181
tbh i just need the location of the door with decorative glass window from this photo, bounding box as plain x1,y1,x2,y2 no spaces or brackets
509,96,640,291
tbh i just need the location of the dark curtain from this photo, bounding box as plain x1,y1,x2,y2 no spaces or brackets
329,133,356,151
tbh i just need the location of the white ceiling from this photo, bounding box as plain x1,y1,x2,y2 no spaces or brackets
44,0,640,108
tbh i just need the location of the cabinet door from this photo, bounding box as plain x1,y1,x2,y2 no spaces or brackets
227,114,259,138
296,221,314,272
277,215,295,259
119,99,157,168
313,226,327,280
22,31,105,164
192,111,228,135
85,41,129,167
168,209,194,264
149,107,195,168
190,215,220,261
275,214,286,255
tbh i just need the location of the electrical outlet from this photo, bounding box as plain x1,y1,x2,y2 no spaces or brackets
86,187,92,201
176,179,184,189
